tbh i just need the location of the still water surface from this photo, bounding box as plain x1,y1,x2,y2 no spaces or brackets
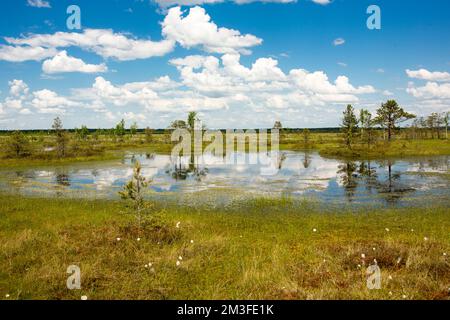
0,151,449,207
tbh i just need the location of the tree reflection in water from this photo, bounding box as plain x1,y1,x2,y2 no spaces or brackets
337,159,416,205
358,160,378,194
167,154,208,182
56,173,71,187
277,152,287,170
374,160,415,205
337,162,358,202
303,151,312,169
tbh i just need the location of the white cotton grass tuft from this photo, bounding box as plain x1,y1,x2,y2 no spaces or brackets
423,237,429,241
116,237,121,241
190,240,194,244
176,260,181,266
176,222,181,228
137,238,141,242
5,294,10,298
443,253,447,256
385,228,390,232
361,253,366,259
81,295,88,300
178,256,183,261
388,275,393,280
313,228,317,233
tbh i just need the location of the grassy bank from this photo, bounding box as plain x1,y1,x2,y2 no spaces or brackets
317,139,450,159
278,132,450,158
1,195,449,300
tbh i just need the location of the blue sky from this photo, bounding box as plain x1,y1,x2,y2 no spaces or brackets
0,0,449,129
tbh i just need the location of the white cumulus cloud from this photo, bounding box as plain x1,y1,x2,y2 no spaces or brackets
4,29,175,61
9,80,29,97
162,6,262,55
31,89,79,114
406,68,450,82
0,45,57,62
42,51,108,74
407,82,450,100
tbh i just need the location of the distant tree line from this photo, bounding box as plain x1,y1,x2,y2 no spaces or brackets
339,100,448,149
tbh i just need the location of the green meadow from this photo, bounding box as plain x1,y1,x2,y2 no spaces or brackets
0,196,449,300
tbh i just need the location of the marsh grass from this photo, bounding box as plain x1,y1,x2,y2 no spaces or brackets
0,195,449,300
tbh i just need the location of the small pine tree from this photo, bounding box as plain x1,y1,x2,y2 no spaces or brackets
80,125,89,140
145,127,153,143
115,119,126,139
273,121,282,130
374,100,415,141
302,128,310,148
119,161,150,230
359,109,374,149
6,131,30,158
52,117,68,158
341,105,358,148
130,122,138,137
444,112,449,140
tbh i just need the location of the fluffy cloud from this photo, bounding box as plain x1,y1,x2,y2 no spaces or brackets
406,68,450,111
0,80,29,113
162,6,262,54
121,75,180,92
3,99,24,110
31,89,79,114
4,29,175,61
86,76,228,112
42,51,108,74
170,53,374,103
407,82,450,100
27,0,51,8
406,69,450,82
0,45,57,62
9,80,29,97
312,0,331,5
0,79,115,119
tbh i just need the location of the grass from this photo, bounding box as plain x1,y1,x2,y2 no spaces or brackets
1,195,449,300
317,139,450,159
277,132,450,158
